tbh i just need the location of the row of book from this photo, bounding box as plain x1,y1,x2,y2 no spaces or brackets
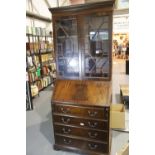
41,54,52,63
40,42,53,50
28,68,41,83
26,26,51,36
33,76,53,92
42,63,56,77
28,66,55,83
27,56,40,68
27,55,55,68
50,63,56,72
26,42,53,52
42,62,56,76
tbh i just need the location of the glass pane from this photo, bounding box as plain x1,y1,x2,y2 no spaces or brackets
83,15,110,78
55,17,79,78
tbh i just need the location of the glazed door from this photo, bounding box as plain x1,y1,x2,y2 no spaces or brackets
55,16,80,79
81,13,112,80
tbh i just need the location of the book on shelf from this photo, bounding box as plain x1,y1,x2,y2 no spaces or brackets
31,85,39,97
33,55,40,66
34,43,39,52
26,26,32,34
27,56,33,67
26,42,33,51
41,54,49,62
36,67,41,77
40,42,45,49
32,27,36,35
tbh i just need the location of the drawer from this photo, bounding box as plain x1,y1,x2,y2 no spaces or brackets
54,124,109,141
53,115,109,130
53,104,109,120
55,135,109,153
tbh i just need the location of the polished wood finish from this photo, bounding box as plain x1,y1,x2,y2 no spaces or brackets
53,115,109,130
53,103,109,120
52,80,112,106
55,135,108,153
54,124,108,141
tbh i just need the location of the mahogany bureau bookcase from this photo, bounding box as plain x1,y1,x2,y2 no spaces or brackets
49,1,115,154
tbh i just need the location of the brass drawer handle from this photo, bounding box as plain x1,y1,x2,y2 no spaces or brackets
88,110,98,117
62,127,71,134
60,107,70,114
88,132,98,138
63,138,72,145
61,117,70,124
88,121,98,128
88,143,98,150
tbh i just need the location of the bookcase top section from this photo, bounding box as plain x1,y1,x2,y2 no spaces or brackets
49,0,115,14
52,80,112,107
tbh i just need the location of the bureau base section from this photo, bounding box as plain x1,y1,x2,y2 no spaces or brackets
54,144,111,155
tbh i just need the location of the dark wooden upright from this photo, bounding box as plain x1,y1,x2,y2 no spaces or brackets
49,1,115,154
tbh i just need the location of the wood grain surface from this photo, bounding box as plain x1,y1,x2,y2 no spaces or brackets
54,124,109,141
53,104,109,120
55,134,109,153
52,80,112,106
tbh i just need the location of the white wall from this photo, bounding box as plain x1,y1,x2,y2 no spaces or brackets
26,0,71,30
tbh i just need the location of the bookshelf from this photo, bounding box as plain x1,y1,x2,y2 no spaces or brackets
26,26,56,102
